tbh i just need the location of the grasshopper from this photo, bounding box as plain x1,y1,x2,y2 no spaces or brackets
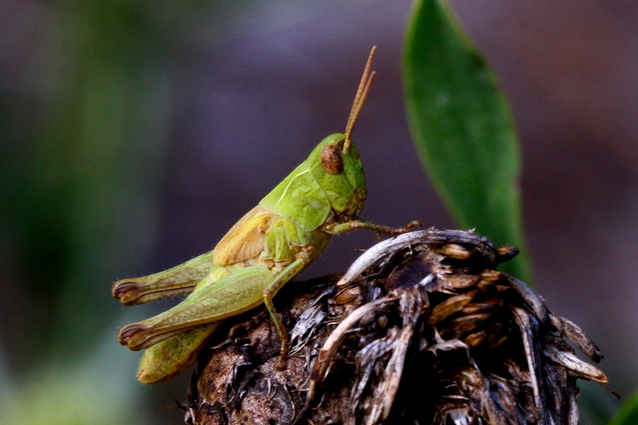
113,47,418,384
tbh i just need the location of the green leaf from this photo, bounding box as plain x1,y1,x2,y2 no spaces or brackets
403,0,531,282
609,387,638,425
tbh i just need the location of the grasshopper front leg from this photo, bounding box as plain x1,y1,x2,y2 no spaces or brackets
324,219,421,237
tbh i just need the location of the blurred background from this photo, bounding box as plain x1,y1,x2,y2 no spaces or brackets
1,0,636,423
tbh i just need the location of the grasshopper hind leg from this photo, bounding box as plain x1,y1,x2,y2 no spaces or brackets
113,250,215,305
118,267,274,350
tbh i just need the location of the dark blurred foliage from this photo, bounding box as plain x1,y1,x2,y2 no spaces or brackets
0,1,636,424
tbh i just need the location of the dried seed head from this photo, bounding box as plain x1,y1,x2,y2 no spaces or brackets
308,227,610,425
190,228,611,425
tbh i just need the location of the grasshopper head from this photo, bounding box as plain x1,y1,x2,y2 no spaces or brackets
305,46,377,219
308,133,366,219
307,47,377,220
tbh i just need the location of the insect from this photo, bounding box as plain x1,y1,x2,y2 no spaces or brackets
113,47,419,384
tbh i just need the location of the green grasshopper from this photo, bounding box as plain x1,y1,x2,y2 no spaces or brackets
113,47,418,384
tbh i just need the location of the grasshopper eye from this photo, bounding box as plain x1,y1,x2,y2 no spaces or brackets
321,144,344,174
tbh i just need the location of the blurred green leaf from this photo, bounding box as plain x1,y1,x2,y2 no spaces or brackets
0,1,177,423
609,387,638,425
0,331,151,425
578,380,619,425
403,0,531,282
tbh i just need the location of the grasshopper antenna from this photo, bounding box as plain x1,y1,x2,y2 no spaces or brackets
343,46,377,154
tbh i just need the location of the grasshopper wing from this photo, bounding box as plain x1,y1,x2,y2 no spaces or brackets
213,206,276,265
